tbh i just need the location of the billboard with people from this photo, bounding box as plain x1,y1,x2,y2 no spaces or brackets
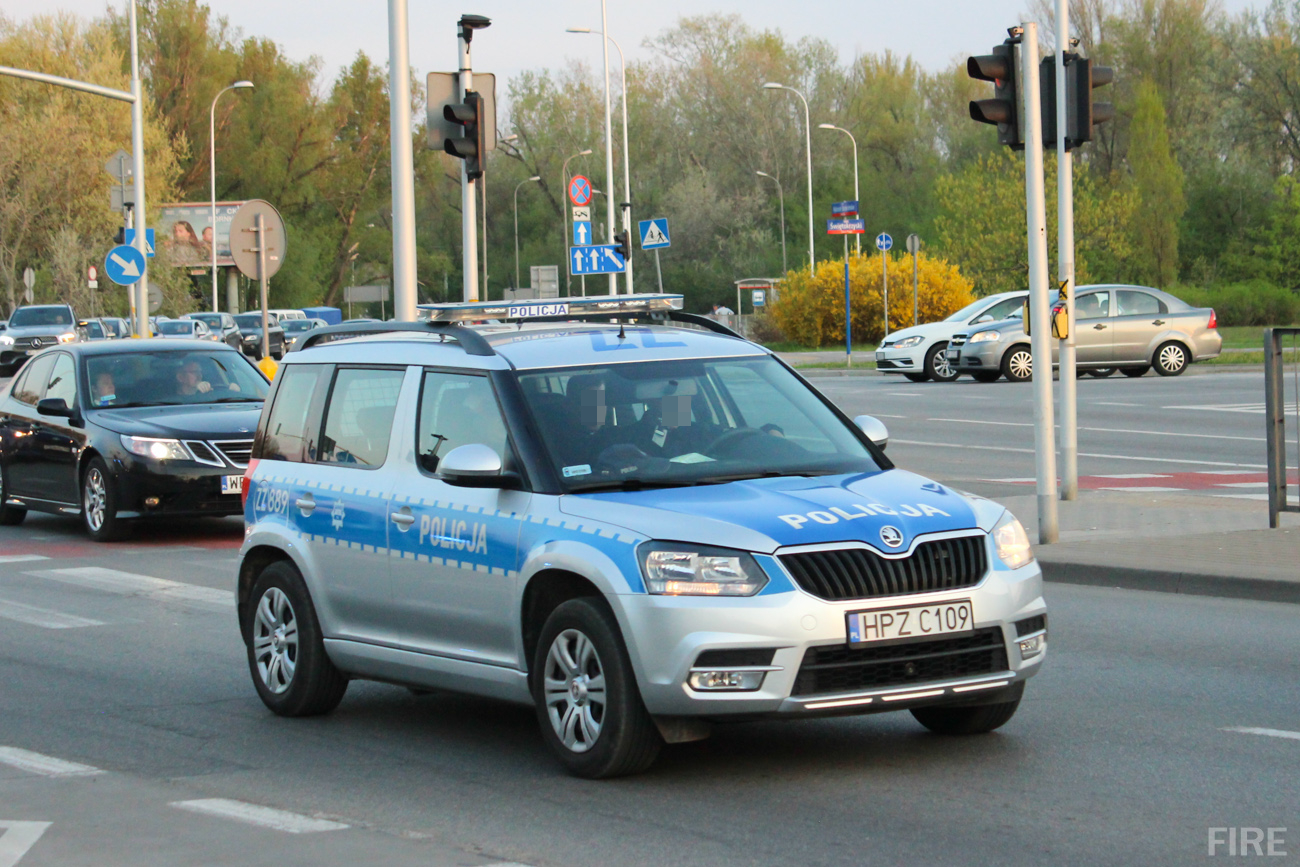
157,202,246,267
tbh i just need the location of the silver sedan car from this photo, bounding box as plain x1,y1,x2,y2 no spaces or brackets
946,284,1221,382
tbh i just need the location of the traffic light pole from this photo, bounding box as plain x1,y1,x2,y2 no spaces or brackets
1056,0,1079,501
387,0,418,319
127,0,149,338
1021,23,1060,544
457,26,480,302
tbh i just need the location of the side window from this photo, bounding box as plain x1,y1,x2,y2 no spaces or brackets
44,353,77,407
974,296,1023,324
416,371,510,473
1116,290,1166,317
318,367,405,468
1075,291,1111,321
11,354,56,406
260,365,328,462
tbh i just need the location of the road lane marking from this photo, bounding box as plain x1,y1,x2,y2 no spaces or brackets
26,567,231,608
1098,486,1187,493
1091,473,1170,479
0,821,51,867
919,418,1278,444
891,440,1267,468
0,747,103,777
0,599,103,630
1092,401,1142,406
170,800,349,833
0,556,49,565
1221,727,1300,742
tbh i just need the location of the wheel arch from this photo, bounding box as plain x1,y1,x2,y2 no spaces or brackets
1152,336,1194,365
238,544,297,641
520,568,605,677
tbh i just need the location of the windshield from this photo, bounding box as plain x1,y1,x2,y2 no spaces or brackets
10,307,73,328
234,314,273,330
187,314,223,328
518,356,883,492
945,297,1000,323
156,320,196,335
281,320,316,333
84,349,268,408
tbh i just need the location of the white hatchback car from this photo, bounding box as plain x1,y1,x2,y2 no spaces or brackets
875,291,1028,382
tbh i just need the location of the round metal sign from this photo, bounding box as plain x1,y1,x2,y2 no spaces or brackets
906,234,920,255
228,200,287,280
568,175,593,207
875,233,893,252
147,282,164,314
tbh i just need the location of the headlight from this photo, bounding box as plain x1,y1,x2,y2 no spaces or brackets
243,334,258,342
969,330,1003,344
992,511,1034,569
892,335,924,349
57,333,76,343
640,542,768,596
0,335,12,345
120,435,191,461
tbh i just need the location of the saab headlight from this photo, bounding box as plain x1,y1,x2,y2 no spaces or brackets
892,335,924,349
992,511,1034,569
640,542,767,596
969,330,1003,344
121,435,191,461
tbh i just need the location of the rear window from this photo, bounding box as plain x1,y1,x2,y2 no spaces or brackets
259,365,328,462
156,321,195,335
317,368,405,468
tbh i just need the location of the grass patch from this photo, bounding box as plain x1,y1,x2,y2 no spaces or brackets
1215,325,1300,350
764,341,879,353
1205,349,1300,365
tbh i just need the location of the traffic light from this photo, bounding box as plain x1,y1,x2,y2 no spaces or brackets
1067,57,1113,148
113,226,125,245
613,230,630,261
443,90,485,180
967,40,1021,149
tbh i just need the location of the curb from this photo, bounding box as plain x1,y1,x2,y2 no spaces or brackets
1040,561,1300,605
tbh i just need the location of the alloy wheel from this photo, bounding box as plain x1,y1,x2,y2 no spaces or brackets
83,468,106,532
543,628,606,753
931,352,954,379
253,587,299,695
1008,350,1033,381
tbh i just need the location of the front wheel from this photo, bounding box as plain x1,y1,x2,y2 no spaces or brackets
1001,346,1034,383
971,370,1001,383
924,342,959,382
82,457,129,542
1121,366,1150,378
532,598,662,778
1153,342,1188,376
1087,368,1117,378
911,685,1024,735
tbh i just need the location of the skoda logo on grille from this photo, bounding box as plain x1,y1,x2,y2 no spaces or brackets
879,526,904,548
30,337,41,348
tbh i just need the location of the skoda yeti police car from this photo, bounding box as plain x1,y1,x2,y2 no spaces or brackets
237,294,1047,778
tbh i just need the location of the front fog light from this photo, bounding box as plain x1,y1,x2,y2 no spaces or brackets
1018,634,1045,659
992,511,1034,569
688,670,766,691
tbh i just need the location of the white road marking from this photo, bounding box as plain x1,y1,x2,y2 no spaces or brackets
1092,473,1170,479
919,418,1277,444
1221,726,1300,742
885,392,924,397
26,567,231,608
1215,481,1267,488
928,418,1030,427
0,821,51,867
981,477,1037,483
1092,401,1143,407
170,799,349,833
0,556,49,565
891,439,1267,468
0,599,103,630
1099,486,1187,493
0,747,103,777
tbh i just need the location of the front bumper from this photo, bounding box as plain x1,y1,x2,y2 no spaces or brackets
874,348,923,372
948,340,1002,371
615,553,1046,719
111,453,246,518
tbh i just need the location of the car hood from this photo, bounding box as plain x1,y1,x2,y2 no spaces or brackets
953,317,1025,337
89,403,263,438
560,469,981,554
879,321,969,344
5,324,76,338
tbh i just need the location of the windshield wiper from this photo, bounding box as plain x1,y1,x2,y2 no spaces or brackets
568,478,705,493
106,400,178,409
212,396,262,403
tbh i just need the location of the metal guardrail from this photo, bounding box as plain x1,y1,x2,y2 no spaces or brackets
1264,327,1300,528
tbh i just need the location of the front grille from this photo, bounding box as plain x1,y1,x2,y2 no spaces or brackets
14,337,46,350
779,535,987,601
949,334,968,348
185,441,223,466
792,628,1007,696
212,439,254,468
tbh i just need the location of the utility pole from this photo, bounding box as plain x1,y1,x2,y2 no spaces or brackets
1056,0,1079,502
127,0,149,337
453,16,490,301
598,0,617,294
387,0,418,319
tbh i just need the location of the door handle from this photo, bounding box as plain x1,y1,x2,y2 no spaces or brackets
1093,323,1106,330
391,510,416,528
295,496,315,514
1152,319,1165,326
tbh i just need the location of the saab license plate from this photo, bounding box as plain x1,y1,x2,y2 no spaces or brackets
221,474,245,495
846,600,973,645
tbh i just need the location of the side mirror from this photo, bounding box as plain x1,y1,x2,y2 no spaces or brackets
37,397,75,418
853,415,889,451
439,443,518,488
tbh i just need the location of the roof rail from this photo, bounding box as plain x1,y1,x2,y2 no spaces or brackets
292,321,496,356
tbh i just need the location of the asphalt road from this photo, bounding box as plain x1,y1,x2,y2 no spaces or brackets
1,366,1297,866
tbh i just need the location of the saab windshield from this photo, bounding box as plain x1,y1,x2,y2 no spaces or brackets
85,350,268,408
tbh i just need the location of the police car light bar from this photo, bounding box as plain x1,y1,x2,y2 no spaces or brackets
418,293,683,323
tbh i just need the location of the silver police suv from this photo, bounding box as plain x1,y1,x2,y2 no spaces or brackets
238,295,1047,777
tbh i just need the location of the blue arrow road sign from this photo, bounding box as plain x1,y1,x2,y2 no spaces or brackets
638,218,671,250
124,228,156,257
876,232,893,252
831,200,859,216
104,245,146,285
569,244,627,276
572,221,593,246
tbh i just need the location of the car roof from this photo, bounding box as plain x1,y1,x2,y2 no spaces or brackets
58,338,245,357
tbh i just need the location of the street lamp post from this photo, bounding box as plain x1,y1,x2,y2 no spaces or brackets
755,171,787,274
818,123,859,257
210,80,254,313
567,27,633,295
763,82,814,271
561,148,593,294
514,175,541,290
596,0,617,294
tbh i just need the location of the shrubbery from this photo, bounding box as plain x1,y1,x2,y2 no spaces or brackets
1172,280,1300,327
769,253,975,347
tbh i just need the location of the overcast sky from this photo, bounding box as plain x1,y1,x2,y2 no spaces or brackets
3,0,1263,89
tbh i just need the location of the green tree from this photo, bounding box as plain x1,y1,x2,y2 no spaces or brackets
1128,79,1184,287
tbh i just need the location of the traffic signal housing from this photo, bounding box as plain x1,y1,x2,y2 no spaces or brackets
613,230,630,261
444,90,485,180
967,41,1021,149
1040,55,1115,149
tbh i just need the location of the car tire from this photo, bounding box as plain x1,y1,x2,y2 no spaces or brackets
902,372,930,383
532,597,662,778
245,561,348,717
971,370,1001,383
1001,346,1034,383
911,685,1024,735
1153,341,1189,376
1087,368,1117,378
924,342,959,382
81,457,130,542
0,466,27,526
1121,366,1150,378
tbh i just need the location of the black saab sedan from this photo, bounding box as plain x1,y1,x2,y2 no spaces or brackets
0,340,268,541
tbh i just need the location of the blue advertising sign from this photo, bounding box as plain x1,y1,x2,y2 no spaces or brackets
569,244,627,275
831,200,859,216
827,218,866,235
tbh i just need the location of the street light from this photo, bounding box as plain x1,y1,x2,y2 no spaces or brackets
818,123,860,256
209,79,253,312
755,171,787,274
763,82,814,271
514,175,541,290
561,147,593,294
568,26,633,295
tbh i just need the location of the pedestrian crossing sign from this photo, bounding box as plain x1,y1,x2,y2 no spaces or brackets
638,218,670,250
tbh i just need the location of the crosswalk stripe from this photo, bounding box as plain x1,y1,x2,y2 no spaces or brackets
0,747,103,777
0,821,52,867
0,555,50,565
170,799,349,833
0,598,104,630
25,567,231,608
